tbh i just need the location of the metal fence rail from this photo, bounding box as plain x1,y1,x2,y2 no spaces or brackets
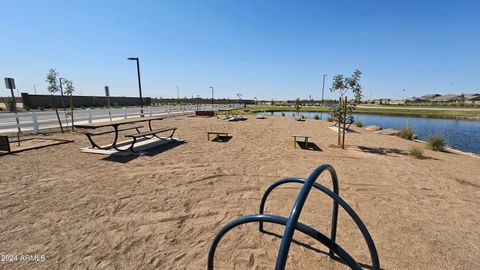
208,164,380,270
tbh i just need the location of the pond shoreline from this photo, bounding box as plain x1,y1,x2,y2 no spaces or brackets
253,111,480,155
244,106,480,121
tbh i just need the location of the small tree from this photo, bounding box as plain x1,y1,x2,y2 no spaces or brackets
329,69,363,148
458,93,466,104
1,97,13,111
64,79,75,95
294,98,302,116
46,68,60,93
330,69,362,102
329,69,363,122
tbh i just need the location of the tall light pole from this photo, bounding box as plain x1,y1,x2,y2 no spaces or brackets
321,74,327,104
33,84,37,94
127,57,144,116
209,86,214,107
176,86,179,100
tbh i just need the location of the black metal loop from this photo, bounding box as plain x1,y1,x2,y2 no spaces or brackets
207,164,380,270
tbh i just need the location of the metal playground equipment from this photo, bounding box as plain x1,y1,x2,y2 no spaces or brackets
208,164,380,270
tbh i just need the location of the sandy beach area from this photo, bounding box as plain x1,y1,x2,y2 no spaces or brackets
0,115,479,269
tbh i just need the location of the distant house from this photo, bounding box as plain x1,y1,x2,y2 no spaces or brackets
421,94,441,100
405,97,428,103
431,94,460,103
372,98,391,104
464,93,480,104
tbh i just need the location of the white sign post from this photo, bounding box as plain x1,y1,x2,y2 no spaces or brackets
105,86,112,121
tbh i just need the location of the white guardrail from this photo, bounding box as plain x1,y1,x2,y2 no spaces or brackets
0,103,243,134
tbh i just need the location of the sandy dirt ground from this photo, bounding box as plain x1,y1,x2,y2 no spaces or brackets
0,115,479,269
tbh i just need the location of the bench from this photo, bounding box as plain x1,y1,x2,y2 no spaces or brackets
207,131,229,141
123,127,177,151
0,135,11,153
196,110,215,117
292,135,311,148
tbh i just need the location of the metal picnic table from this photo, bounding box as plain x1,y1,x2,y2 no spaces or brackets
74,116,175,151
216,109,243,120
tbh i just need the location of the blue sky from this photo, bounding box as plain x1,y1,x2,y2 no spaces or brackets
1,0,479,100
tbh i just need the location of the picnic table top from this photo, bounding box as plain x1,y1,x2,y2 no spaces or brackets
74,116,164,129
292,135,311,138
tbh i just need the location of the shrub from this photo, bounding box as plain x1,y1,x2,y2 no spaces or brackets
426,136,447,151
281,112,285,117
314,114,320,120
327,116,333,122
1,97,13,111
354,121,363,127
398,127,414,140
408,146,424,159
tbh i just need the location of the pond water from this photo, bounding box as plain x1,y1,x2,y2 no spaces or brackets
257,111,480,155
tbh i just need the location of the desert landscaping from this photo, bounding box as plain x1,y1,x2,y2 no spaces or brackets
1,115,479,269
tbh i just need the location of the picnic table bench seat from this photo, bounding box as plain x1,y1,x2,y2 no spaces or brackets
126,127,177,139
119,127,177,152
292,135,311,148
207,131,229,141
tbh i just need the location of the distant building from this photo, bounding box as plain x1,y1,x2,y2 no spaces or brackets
428,93,480,104
431,94,460,103
405,97,428,103
421,94,441,100
464,93,480,104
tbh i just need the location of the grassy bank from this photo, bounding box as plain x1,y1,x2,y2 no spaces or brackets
238,106,480,120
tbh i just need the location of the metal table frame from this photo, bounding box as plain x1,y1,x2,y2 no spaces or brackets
75,116,164,151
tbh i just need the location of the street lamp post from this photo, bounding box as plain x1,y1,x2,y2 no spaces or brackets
321,74,327,104
128,57,144,116
209,86,214,108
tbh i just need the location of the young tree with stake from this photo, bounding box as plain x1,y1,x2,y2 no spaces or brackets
329,69,363,148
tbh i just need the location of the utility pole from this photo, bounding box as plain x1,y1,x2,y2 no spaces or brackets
321,74,327,104
209,86,214,107
33,84,37,94
176,86,179,100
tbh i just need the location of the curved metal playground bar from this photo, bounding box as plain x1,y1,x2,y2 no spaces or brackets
207,164,380,270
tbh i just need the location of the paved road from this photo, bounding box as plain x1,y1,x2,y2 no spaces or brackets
0,104,240,133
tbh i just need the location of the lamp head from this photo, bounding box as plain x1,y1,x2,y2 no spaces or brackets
127,57,138,61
